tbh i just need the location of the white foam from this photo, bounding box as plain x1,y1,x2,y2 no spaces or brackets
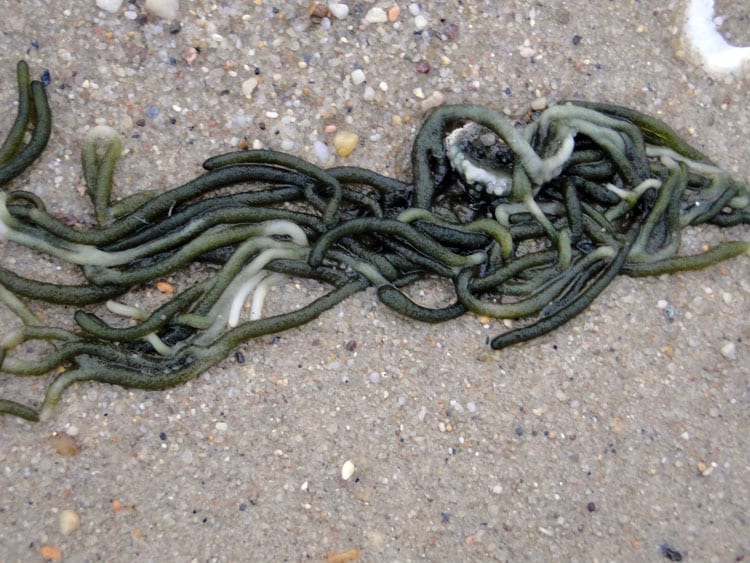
684,0,750,73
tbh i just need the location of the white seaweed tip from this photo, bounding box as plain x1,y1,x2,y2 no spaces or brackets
684,0,750,73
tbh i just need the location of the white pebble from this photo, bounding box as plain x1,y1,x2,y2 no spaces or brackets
60,509,80,535
492,485,503,494
530,96,547,111
368,372,381,384
312,140,330,162
280,139,296,151
414,14,428,30
145,0,179,19
328,2,349,19
215,422,228,432
720,341,738,360
351,68,366,85
365,7,388,23
341,460,355,480
363,85,376,101
96,0,123,13
241,78,258,98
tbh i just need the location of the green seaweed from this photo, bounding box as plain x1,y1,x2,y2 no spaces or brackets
0,61,747,422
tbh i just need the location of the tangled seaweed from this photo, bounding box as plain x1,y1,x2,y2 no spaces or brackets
0,60,747,422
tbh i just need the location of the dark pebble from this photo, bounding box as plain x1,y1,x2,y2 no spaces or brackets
345,339,357,352
515,426,524,436
416,61,430,73
586,502,596,512
661,545,683,561
236,351,246,364
572,34,582,46
159,431,167,440
444,22,459,41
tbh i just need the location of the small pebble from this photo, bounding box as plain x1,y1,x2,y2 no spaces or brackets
586,501,596,512
414,14,428,30
530,97,548,111
363,85,376,101
313,140,330,162
328,2,349,19
242,78,258,98
416,61,430,73
144,0,179,19
309,3,327,19
387,6,400,22
351,68,366,85
365,7,388,24
39,545,62,561
341,460,355,480
59,509,80,535
444,22,459,40
96,0,123,13
720,341,737,360
50,433,81,456
333,131,359,156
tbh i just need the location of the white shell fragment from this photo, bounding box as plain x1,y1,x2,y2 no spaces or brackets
144,0,180,20
341,460,356,480
684,0,750,73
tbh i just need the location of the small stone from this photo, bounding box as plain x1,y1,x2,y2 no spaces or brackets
96,0,123,13
341,460,355,480
182,47,198,65
416,61,430,73
215,422,228,432
387,6,400,22
365,7,387,24
50,434,80,456
530,97,547,111
444,22,459,40
519,45,535,58
351,68,366,85
333,131,359,156
144,0,179,19
586,501,596,512
720,341,737,360
363,85,376,101
492,485,503,494
313,140,330,162
39,545,62,562
328,2,349,19
414,14,428,30
60,510,80,535
309,2,327,19
242,78,258,98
